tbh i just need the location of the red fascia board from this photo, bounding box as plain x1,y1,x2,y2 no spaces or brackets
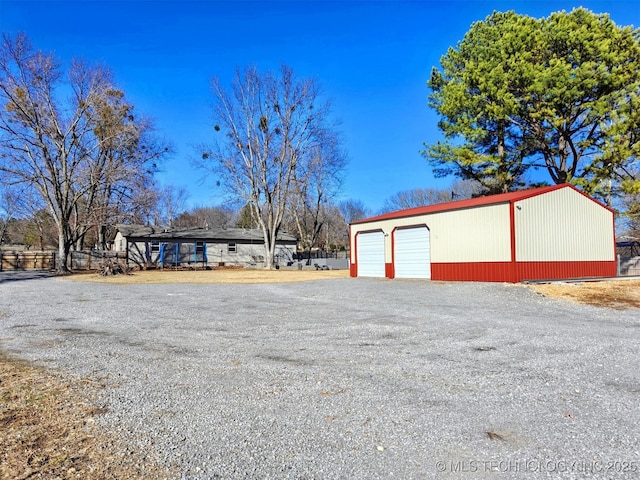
350,184,609,225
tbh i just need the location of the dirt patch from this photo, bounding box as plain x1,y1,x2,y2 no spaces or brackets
65,268,350,284
0,352,174,479
530,280,640,310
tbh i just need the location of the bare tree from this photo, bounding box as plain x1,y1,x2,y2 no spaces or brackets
18,209,56,250
288,132,347,255
338,199,370,225
0,184,19,245
126,180,164,226
90,172,163,249
200,65,342,268
78,94,168,249
322,203,350,251
173,205,238,229
380,180,483,213
337,198,370,246
0,34,168,270
4,184,57,249
381,188,448,212
150,185,189,226
0,217,6,246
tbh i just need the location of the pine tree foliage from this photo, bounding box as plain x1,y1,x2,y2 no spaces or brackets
425,8,640,201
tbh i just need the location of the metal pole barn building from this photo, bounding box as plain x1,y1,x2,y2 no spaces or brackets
349,184,616,282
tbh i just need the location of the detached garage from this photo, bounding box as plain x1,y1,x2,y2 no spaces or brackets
349,184,616,282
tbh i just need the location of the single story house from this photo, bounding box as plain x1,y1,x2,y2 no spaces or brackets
113,225,297,268
349,184,616,282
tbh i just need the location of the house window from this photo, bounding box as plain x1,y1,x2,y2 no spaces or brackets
228,242,237,253
151,241,160,253
196,242,205,253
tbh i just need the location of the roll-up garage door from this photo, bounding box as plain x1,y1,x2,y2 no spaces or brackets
356,231,385,277
393,226,431,279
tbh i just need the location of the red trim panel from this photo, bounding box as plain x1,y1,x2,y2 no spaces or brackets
516,261,617,281
432,261,617,282
350,263,357,277
385,263,394,279
431,262,516,282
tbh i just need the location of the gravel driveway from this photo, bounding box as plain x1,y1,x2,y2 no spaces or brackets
1,275,639,479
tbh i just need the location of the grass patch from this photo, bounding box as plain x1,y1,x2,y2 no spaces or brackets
530,280,640,310
0,351,175,479
65,267,349,284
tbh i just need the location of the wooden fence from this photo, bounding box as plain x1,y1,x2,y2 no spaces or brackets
0,251,56,271
0,250,126,272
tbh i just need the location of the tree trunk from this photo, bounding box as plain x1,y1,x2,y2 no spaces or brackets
267,237,277,269
264,223,277,269
75,232,85,251
98,225,106,250
57,230,70,273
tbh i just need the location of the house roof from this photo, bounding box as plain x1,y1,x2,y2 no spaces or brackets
351,184,610,225
115,225,172,238
116,225,297,243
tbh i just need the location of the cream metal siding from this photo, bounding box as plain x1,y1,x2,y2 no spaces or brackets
515,188,615,261
350,203,511,265
427,204,511,262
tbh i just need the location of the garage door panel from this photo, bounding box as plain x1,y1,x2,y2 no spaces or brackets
394,227,430,279
356,231,385,277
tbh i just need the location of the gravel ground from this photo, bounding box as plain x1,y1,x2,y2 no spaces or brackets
1,274,639,479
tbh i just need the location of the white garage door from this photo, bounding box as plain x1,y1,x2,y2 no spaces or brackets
394,226,431,279
356,231,385,277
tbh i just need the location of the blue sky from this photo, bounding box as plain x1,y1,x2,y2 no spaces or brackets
2,0,639,212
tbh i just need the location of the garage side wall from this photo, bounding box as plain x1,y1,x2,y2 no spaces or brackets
427,204,511,263
514,188,616,279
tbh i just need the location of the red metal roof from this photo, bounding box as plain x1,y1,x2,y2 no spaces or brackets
351,183,607,225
